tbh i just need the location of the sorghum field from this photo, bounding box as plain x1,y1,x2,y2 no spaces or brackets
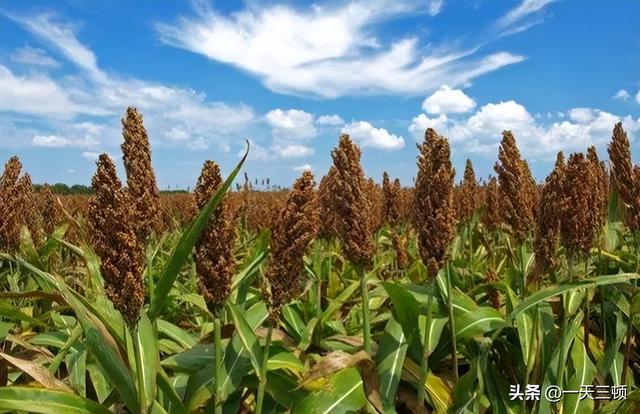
0,108,639,414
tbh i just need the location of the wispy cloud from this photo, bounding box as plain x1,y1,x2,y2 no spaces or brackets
497,0,555,28
1,13,255,151
155,1,523,98
11,45,60,67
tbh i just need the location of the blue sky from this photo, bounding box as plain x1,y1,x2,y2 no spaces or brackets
0,0,639,189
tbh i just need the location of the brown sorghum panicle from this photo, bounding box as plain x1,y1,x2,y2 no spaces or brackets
193,161,236,314
265,171,319,321
88,154,145,325
481,176,501,232
413,128,456,278
494,131,538,242
586,146,608,227
456,159,480,222
608,122,640,231
533,152,565,281
15,173,42,246
330,135,376,268
121,107,161,240
391,231,408,270
365,177,384,231
318,166,340,239
382,172,402,226
560,152,604,259
40,184,61,237
0,156,23,251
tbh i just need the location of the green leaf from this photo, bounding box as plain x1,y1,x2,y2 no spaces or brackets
564,334,596,414
162,344,213,374
148,144,249,320
133,314,159,414
0,387,112,414
85,323,139,413
495,273,640,340
267,349,305,374
383,282,420,343
157,319,196,351
376,318,407,410
293,368,366,414
226,303,264,380
455,306,504,340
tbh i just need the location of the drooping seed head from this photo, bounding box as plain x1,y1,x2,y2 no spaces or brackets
413,128,456,278
88,154,145,325
193,160,236,314
121,107,161,241
265,171,319,321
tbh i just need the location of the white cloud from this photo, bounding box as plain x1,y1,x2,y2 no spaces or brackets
32,134,71,147
293,164,312,172
67,168,75,173
273,144,314,158
614,89,631,101
498,0,554,28
341,121,404,150
156,1,523,98
9,13,107,82
409,98,640,158
317,114,345,126
0,64,90,117
467,101,535,134
3,14,255,152
11,45,60,67
426,0,444,16
422,85,476,114
409,113,449,138
636,90,640,105
265,109,316,140
81,151,101,161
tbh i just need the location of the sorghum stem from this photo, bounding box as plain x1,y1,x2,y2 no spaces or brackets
359,265,371,353
417,279,434,403
446,263,458,381
256,323,273,414
214,313,223,414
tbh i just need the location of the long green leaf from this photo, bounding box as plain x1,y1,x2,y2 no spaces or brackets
85,323,139,413
376,318,407,410
134,314,159,413
226,303,264,380
0,387,112,414
148,144,249,320
494,273,640,340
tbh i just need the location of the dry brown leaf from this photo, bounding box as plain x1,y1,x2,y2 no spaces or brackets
0,352,72,392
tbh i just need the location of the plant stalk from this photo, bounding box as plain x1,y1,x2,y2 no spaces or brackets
214,312,223,414
358,265,371,353
417,279,435,403
445,262,458,381
621,236,639,384
256,323,273,414
556,256,573,391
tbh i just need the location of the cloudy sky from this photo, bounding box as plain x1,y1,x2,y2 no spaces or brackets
1,0,639,188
